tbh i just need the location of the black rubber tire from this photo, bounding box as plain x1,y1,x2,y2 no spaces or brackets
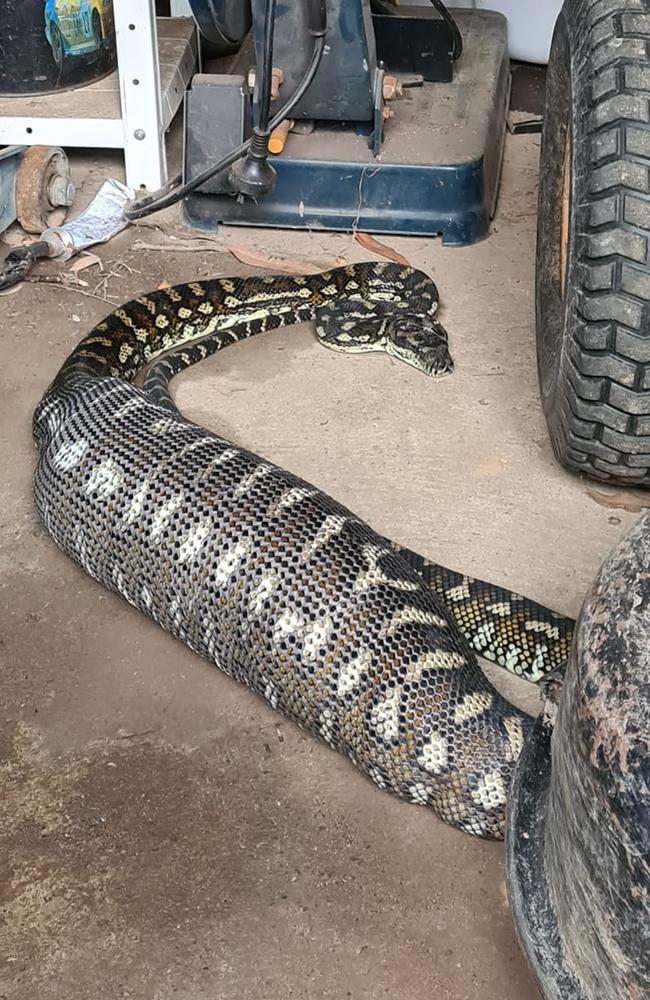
537,0,650,484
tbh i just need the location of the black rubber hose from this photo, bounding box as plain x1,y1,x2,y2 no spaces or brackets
257,0,278,133
124,32,326,221
428,0,463,61
306,0,327,35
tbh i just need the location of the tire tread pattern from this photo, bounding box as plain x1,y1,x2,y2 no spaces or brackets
545,0,650,481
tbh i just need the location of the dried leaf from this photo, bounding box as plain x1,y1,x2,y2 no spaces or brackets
1,225,31,248
586,489,650,513
132,239,223,253
227,245,319,275
69,252,103,274
354,233,411,267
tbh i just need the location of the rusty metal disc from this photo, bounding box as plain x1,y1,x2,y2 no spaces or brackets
15,146,75,234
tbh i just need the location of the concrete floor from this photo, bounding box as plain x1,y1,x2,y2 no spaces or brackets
0,125,640,1000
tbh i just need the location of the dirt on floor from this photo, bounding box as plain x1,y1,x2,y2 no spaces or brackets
0,124,640,1000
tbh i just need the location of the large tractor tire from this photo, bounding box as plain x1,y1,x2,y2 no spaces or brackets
537,0,650,484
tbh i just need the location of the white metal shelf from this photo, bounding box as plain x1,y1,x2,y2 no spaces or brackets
0,3,198,191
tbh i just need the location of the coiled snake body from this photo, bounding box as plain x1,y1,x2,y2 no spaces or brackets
33,263,572,838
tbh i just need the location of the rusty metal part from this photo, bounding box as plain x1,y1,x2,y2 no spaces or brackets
382,75,402,101
15,146,75,234
290,119,315,135
506,512,650,999
247,66,284,100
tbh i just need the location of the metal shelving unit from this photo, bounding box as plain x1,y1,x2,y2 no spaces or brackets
0,2,198,191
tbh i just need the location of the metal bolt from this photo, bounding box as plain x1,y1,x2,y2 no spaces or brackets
48,174,76,207
383,75,402,101
271,67,284,100
134,129,146,140
246,66,284,99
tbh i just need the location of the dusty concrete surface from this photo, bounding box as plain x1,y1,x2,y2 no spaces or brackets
0,126,640,1000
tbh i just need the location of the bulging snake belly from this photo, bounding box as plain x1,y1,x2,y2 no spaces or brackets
32,262,573,838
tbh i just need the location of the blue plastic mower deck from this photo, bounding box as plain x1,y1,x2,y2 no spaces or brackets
182,12,509,247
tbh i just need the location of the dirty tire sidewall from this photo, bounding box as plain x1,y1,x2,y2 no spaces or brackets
536,12,571,410
536,0,650,485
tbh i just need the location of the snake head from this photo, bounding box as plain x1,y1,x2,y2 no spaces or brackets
384,313,453,379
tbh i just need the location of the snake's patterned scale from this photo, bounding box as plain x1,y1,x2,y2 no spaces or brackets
33,263,573,838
